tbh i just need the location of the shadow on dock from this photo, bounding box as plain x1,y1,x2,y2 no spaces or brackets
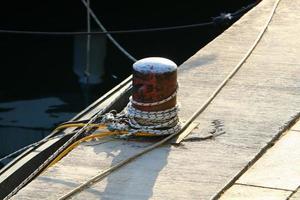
87,138,170,199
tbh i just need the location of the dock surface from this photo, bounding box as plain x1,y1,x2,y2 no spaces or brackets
10,0,300,199
220,119,300,199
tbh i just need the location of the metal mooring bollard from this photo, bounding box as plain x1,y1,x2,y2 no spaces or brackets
132,57,178,112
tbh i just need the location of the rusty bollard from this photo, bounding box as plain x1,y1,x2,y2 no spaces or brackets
132,57,177,112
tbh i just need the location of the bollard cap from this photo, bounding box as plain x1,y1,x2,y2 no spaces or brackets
133,57,177,74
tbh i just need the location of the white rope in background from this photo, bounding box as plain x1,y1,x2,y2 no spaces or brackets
80,0,137,62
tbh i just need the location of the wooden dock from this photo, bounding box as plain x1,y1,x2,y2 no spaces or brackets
6,0,300,199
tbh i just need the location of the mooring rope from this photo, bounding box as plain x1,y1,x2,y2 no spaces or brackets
104,103,181,137
129,86,178,107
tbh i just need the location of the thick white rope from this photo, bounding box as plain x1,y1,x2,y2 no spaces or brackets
102,98,181,136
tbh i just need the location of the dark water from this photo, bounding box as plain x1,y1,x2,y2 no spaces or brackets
0,0,256,166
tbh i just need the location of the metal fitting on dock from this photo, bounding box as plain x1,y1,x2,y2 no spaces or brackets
132,57,178,112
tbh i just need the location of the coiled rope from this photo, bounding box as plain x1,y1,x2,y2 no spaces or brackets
95,83,181,137
106,103,181,137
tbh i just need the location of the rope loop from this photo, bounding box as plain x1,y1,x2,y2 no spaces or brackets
100,93,181,136
130,85,178,107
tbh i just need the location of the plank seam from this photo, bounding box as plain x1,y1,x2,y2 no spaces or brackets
286,185,300,200
234,182,294,192
213,113,300,200
290,129,300,133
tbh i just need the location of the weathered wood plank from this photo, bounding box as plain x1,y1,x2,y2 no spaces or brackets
219,120,300,199
11,0,300,199
235,130,300,191
219,184,291,200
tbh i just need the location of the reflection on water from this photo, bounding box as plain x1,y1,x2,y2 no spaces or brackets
0,97,77,165
0,97,76,129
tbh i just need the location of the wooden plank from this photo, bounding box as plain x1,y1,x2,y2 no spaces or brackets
219,184,291,200
235,130,300,191
11,0,300,199
219,118,300,199
10,140,257,200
